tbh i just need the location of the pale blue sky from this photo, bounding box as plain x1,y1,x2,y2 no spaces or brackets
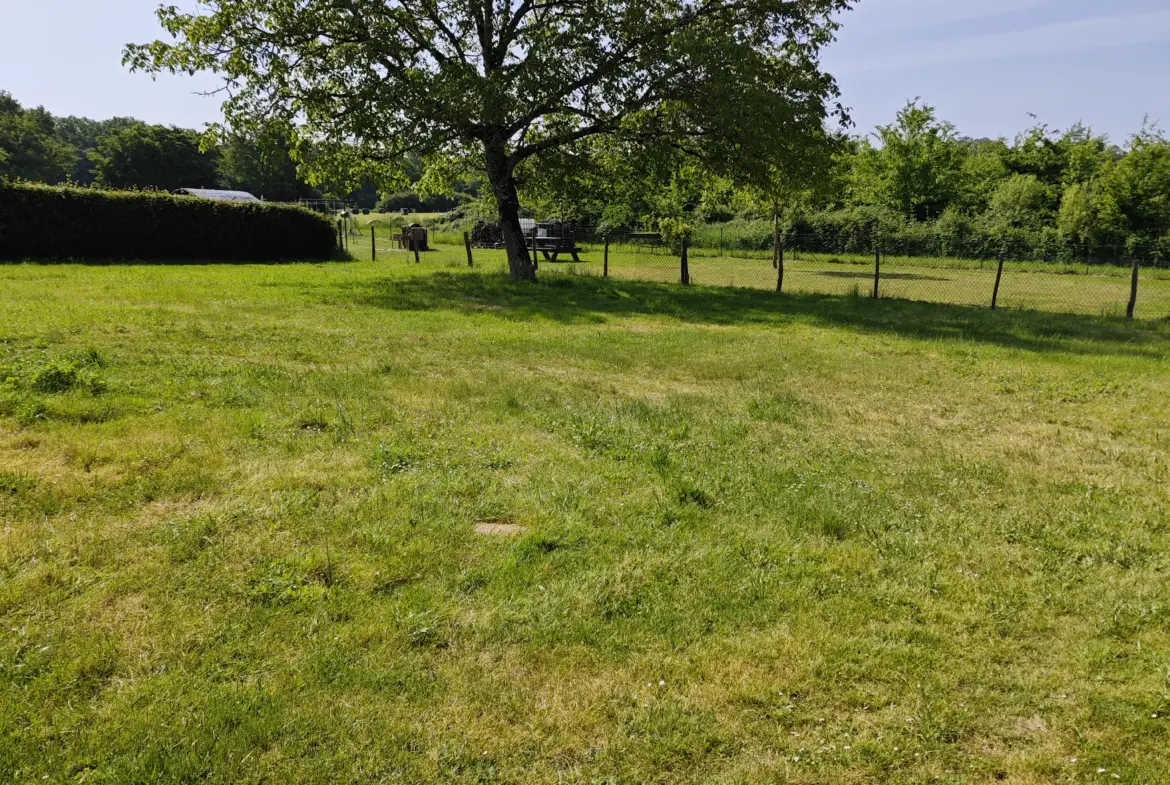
0,0,1167,143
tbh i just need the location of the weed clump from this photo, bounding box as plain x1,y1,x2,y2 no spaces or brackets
371,443,421,475
32,364,85,393
674,478,715,508
246,557,329,607
6,350,108,395
0,471,38,495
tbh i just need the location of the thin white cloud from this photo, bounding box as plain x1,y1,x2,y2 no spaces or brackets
832,10,1170,72
842,0,1051,32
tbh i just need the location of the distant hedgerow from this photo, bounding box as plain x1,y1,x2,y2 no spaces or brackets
0,181,336,262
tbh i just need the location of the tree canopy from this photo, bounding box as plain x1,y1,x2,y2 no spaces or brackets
126,0,854,279
218,125,318,202
89,124,221,192
7,83,1170,262
0,92,73,183
0,91,324,199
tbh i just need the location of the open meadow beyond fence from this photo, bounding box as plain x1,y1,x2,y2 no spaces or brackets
3,255,1169,783
352,222,1170,320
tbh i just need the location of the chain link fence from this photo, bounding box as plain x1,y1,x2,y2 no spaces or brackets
363,219,1170,320
542,226,1167,320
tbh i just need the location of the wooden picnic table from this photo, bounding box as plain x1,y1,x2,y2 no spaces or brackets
527,226,583,263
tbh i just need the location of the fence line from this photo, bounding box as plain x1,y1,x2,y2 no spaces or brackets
359,221,1170,320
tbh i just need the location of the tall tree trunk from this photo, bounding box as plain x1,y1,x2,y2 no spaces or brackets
484,139,536,282
771,200,780,270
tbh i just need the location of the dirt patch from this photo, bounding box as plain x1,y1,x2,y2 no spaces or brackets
1015,715,1049,736
474,519,528,537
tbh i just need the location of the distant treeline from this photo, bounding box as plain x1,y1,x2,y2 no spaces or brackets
8,91,1169,261
529,101,1170,263
0,91,312,200
0,91,472,211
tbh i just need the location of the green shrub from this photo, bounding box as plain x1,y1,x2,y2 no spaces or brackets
657,217,693,254
0,181,337,262
691,207,1136,263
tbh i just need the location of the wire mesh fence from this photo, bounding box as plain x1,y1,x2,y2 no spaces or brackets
357,219,1170,321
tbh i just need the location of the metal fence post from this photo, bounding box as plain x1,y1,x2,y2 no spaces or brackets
464,231,474,268
603,235,610,277
681,237,690,285
1127,257,1140,319
991,252,1005,309
873,242,881,299
371,226,376,261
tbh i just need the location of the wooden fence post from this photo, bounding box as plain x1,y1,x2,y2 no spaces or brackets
681,237,690,285
1127,257,1140,319
991,253,1006,309
873,243,881,299
464,231,474,268
777,242,785,293
371,226,376,261
603,236,610,277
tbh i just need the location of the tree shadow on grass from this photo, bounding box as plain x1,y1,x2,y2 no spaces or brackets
344,270,1170,358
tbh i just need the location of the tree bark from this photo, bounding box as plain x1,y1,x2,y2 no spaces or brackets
484,139,536,282
771,201,780,270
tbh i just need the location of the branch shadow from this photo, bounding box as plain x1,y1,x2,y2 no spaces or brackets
342,270,1170,358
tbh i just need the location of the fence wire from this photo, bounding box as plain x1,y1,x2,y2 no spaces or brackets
361,220,1170,321
556,228,1167,320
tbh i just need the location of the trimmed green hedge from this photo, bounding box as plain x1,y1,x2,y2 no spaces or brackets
0,182,337,262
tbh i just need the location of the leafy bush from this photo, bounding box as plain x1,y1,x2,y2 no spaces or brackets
0,181,337,262
657,217,693,254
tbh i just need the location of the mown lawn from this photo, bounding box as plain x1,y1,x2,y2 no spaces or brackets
2,252,1169,784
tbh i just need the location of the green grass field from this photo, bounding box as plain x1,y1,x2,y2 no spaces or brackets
3,249,1169,783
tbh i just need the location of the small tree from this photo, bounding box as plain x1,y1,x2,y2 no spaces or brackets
1106,123,1170,251
126,0,853,280
849,100,967,222
739,126,844,276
